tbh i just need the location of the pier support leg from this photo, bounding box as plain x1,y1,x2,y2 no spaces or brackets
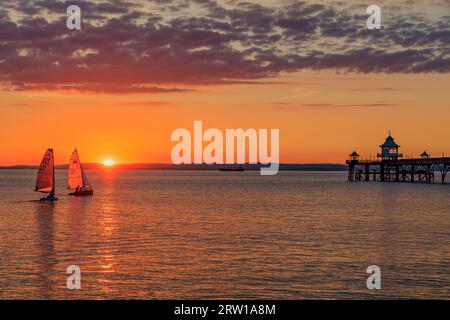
348,164,354,182
441,166,448,184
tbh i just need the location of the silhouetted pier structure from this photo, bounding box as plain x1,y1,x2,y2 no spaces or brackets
347,134,449,184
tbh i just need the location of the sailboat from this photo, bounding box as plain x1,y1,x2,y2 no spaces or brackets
68,149,93,196
35,148,58,201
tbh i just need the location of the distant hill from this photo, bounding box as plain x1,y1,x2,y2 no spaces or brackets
0,163,348,171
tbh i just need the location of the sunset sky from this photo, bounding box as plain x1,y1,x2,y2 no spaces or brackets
0,0,449,165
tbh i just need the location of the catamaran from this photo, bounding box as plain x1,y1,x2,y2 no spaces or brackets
35,148,58,201
68,149,93,196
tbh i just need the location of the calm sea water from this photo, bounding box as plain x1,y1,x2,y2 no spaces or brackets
0,169,448,299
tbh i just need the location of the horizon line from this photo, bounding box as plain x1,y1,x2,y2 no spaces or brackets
0,162,347,167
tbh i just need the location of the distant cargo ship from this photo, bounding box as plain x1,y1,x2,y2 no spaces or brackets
219,164,244,171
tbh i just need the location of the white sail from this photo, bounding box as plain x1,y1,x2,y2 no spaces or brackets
81,167,92,190
68,149,92,190
35,148,54,193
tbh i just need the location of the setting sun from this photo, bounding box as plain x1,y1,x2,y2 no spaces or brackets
103,159,114,167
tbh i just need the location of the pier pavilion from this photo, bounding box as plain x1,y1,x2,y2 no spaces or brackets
347,134,450,184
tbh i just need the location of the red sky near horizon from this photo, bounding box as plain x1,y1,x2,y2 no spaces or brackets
0,0,449,165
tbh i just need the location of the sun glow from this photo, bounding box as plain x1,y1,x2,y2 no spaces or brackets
103,159,114,167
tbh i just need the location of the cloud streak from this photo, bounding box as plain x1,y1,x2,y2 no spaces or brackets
272,101,401,110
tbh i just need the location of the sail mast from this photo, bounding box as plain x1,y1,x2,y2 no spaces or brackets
52,149,55,195
80,162,86,187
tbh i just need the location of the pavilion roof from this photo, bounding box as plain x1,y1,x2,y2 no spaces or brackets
380,135,400,148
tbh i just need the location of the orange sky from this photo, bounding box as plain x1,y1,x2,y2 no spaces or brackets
1,0,449,166
1,71,449,166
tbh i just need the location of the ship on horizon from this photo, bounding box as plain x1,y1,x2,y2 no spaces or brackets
219,164,245,172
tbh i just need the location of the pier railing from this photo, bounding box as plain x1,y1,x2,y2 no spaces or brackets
346,157,450,184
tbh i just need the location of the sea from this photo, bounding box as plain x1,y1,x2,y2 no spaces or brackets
0,169,448,299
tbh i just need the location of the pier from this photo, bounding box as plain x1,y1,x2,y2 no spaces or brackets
346,134,450,184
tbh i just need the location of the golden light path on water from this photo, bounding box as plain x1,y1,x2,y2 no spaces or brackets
0,169,449,299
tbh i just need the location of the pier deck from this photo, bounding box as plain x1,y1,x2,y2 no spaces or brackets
346,157,450,184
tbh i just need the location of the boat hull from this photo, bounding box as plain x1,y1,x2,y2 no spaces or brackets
69,190,93,196
40,196,58,202
219,168,245,171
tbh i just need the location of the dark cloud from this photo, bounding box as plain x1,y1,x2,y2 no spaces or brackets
0,0,448,94
2,82,191,94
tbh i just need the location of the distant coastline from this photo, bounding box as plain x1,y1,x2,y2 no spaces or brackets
0,163,348,171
